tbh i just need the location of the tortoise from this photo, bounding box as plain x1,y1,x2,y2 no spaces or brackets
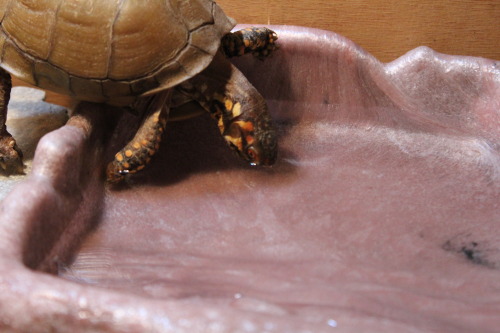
0,0,278,182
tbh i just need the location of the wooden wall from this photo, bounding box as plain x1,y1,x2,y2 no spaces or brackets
217,0,499,62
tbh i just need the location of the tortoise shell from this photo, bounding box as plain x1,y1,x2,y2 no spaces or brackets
0,0,235,105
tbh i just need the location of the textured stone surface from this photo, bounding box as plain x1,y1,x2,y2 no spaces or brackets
0,26,499,332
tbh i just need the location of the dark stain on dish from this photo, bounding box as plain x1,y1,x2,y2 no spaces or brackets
442,235,499,270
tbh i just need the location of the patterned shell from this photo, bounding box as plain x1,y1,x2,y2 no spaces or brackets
0,0,235,105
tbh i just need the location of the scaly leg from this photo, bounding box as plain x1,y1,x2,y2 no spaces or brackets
107,27,278,182
175,53,277,166
221,27,278,59
0,68,23,174
106,90,170,183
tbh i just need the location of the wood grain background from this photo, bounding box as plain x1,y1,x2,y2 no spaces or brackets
13,0,500,107
218,0,499,62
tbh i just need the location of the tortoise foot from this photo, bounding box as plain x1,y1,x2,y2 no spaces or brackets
176,53,278,166
222,27,278,59
106,92,170,183
0,134,24,174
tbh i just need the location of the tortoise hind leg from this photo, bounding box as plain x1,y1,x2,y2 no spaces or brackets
174,53,277,166
106,91,170,183
0,68,23,174
221,27,278,59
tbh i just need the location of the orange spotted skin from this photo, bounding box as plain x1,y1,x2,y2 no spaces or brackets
222,27,278,59
212,94,277,166
106,91,170,183
105,27,278,182
175,51,277,166
0,68,23,174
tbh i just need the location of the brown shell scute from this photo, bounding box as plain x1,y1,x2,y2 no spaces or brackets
50,1,118,79
1,0,56,61
0,0,235,104
172,0,214,31
108,0,187,80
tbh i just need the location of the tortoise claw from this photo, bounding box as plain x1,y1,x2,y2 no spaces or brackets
252,29,279,60
0,135,24,175
222,27,279,59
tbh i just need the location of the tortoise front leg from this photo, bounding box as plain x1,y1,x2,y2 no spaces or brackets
221,27,278,59
175,53,277,166
106,91,170,183
0,68,23,174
